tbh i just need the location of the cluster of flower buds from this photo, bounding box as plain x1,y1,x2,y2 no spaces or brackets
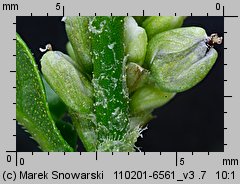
17,16,221,152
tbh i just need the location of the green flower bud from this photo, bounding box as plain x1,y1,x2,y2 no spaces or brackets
41,51,97,151
142,16,186,40
41,51,93,113
146,27,219,92
124,17,148,65
64,17,92,74
130,85,175,115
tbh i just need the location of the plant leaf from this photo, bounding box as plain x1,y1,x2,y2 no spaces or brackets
16,33,73,152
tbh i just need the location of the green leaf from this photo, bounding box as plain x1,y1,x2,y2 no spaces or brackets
16,33,73,152
142,16,186,40
41,51,96,151
146,27,218,92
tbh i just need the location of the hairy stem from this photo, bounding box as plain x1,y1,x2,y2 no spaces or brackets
90,17,132,151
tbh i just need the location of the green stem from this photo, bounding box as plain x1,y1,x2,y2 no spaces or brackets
90,17,131,151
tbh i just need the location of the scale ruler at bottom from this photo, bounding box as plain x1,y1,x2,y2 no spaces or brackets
2,152,239,183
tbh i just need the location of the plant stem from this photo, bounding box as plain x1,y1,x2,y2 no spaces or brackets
90,17,131,150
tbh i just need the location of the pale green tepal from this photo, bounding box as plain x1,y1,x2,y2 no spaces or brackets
64,17,92,74
145,27,218,93
66,42,76,62
124,17,148,66
130,85,176,114
142,16,186,40
41,51,93,113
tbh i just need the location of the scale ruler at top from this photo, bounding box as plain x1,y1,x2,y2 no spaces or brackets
0,0,239,183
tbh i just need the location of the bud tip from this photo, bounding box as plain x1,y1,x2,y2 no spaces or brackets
206,33,223,47
39,44,52,53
